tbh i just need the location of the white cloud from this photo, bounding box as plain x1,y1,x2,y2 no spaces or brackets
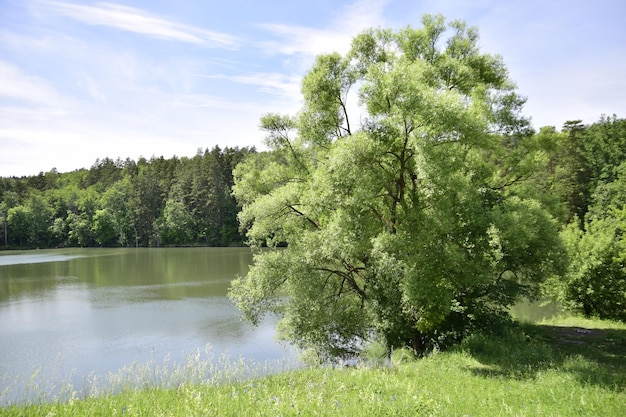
460,1,626,128
0,30,60,52
171,93,261,111
79,75,107,102
0,77,268,176
337,0,392,33
203,72,302,101
43,1,240,49
520,58,626,129
0,60,73,109
2,0,623,178
257,24,351,57
248,0,392,120
258,0,391,57
0,122,178,175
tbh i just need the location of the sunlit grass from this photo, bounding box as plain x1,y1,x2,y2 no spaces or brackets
539,314,626,330
1,345,299,411
3,316,625,416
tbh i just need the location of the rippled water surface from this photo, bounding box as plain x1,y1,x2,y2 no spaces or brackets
0,248,295,403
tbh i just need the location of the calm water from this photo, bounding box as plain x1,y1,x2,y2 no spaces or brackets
0,248,297,403
510,298,562,322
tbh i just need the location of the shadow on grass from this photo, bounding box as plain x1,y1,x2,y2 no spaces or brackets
461,322,626,391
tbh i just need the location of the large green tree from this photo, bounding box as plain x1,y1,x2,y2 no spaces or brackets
230,16,564,359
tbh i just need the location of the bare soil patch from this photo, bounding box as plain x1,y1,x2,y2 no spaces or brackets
541,325,610,346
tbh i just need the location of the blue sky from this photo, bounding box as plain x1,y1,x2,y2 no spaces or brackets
1,0,625,177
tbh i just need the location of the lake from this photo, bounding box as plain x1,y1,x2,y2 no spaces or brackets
0,247,298,404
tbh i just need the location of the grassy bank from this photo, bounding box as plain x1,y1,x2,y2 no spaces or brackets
4,317,625,416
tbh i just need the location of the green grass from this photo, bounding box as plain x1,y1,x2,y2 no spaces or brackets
4,317,626,416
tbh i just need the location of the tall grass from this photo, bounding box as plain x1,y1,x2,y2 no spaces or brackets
4,317,626,416
1,345,299,409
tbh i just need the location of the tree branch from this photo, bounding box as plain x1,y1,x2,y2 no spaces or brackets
339,99,352,136
287,205,320,229
314,267,368,301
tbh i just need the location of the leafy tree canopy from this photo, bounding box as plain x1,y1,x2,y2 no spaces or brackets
545,161,626,321
230,15,565,359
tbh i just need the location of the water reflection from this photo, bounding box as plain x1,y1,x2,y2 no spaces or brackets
0,248,297,404
1,248,250,301
0,253,84,267
510,298,562,322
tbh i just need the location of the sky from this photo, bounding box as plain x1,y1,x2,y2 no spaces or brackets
1,0,625,177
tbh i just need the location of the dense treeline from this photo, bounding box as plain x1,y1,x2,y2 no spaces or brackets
536,115,626,322
1,116,625,323
0,146,255,248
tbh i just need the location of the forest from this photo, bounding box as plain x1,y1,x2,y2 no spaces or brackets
0,146,255,248
1,116,625,327
2,118,624,256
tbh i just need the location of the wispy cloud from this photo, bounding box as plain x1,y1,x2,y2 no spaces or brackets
171,93,260,111
43,1,240,49
337,0,393,33
257,24,350,56
203,72,301,100
78,75,107,102
0,60,74,110
258,0,391,57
